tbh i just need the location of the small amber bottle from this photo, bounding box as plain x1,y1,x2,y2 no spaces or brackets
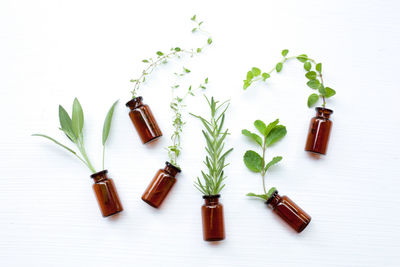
141,162,181,208
126,96,162,144
91,170,123,217
305,107,333,155
201,195,225,241
266,189,311,233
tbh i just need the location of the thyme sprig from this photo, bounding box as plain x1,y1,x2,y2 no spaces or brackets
242,119,287,200
243,49,336,108
191,96,233,196
167,68,208,167
130,15,212,98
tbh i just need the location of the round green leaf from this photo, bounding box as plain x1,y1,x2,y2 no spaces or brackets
243,150,264,173
246,71,254,80
307,79,320,89
307,93,319,107
325,87,336,98
251,67,261,76
276,62,283,72
305,71,317,80
304,62,311,71
297,54,308,62
281,49,289,57
266,125,287,147
316,63,322,73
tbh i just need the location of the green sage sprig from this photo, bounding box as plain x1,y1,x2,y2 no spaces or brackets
168,70,208,167
191,96,233,196
243,49,336,108
130,15,212,98
242,119,286,200
33,98,118,174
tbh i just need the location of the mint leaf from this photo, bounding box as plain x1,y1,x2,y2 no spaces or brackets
266,125,287,147
264,119,279,137
242,129,262,147
254,120,267,136
297,54,308,62
307,93,319,107
265,156,282,172
266,187,277,198
281,49,289,57
243,150,264,173
247,192,268,200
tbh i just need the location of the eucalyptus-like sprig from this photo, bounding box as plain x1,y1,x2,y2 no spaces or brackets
242,119,287,200
168,71,208,167
191,96,233,196
33,98,118,173
243,49,336,108
130,15,212,98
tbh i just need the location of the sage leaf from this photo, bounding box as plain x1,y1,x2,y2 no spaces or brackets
59,105,76,142
71,98,84,138
266,125,287,147
276,62,283,72
247,192,268,200
316,63,322,73
242,129,262,147
243,150,264,173
304,62,311,71
32,134,77,155
325,87,336,98
254,120,267,136
251,67,261,77
265,156,282,172
305,71,317,80
307,79,320,89
281,49,289,57
307,93,319,107
102,100,118,146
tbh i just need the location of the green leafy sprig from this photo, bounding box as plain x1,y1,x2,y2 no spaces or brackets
130,15,212,98
242,119,287,200
191,96,233,196
33,98,118,173
243,49,336,108
168,70,208,167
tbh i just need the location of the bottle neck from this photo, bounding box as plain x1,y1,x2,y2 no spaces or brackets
164,161,181,177
203,195,220,205
125,96,144,110
90,170,109,183
315,107,333,119
266,190,281,208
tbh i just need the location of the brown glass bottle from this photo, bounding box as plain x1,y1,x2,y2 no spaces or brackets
266,189,311,233
126,96,162,144
201,195,225,241
91,170,123,217
141,162,181,208
305,107,333,155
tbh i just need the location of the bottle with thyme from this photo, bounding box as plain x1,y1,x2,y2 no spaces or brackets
191,96,233,241
242,118,311,233
33,99,123,217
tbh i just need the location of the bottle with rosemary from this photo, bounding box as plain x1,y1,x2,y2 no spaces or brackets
242,119,311,233
126,15,213,144
243,49,336,155
141,71,208,208
33,98,123,217
191,96,233,241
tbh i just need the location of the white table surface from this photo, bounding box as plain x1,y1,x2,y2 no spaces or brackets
1,0,400,266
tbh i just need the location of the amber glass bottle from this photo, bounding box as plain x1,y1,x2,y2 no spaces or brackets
141,162,181,208
201,195,225,241
266,189,311,233
126,96,162,144
91,170,123,217
305,107,333,155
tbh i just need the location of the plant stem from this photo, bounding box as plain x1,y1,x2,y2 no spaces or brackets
102,145,105,170
261,137,267,195
76,140,96,173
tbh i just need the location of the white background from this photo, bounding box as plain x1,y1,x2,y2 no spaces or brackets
1,0,400,266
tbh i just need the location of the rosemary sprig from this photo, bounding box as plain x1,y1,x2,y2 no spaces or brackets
243,49,336,108
191,96,233,196
167,70,208,167
130,15,212,98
